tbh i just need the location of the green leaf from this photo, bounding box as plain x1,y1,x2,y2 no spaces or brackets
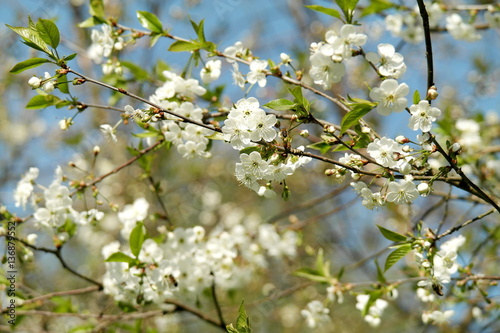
263,99,297,111
384,244,412,272
413,90,421,105
234,300,251,333
57,74,70,94
361,0,395,17
105,252,135,264
120,61,149,80
362,291,382,317
239,146,260,155
149,32,162,47
335,0,360,23
10,58,51,74
340,102,375,134
89,0,106,18
36,19,60,49
168,40,201,52
136,11,163,33
77,16,106,28
129,223,145,258
6,24,51,54
26,94,59,109
376,225,407,242
294,268,330,283
375,260,386,283
190,19,206,43
64,53,77,61
307,141,334,155
305,5,342,19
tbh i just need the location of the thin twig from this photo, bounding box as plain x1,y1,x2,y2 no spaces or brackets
416,0,434,91
20,286,100,307
436,208,496,240
210,273,226,328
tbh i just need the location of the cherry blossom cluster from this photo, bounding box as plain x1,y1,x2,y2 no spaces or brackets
102,197,298,306
309,24,367,89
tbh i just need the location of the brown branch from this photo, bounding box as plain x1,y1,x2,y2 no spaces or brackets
20,286,100,307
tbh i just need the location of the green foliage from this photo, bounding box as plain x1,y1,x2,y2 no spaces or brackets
57,74,70,94
263,99,297,111
340,98,376,134
26,94,61,109
307,141,335,155
136,11,164,33
105,252,136,265
36,18,60,49
10,58,51,74
168,40,202,52
335,0,360,23
413,90,421,104
376,225,407,242
78,0,108,27
226,300,251,333
384,244,413,272
129,223,146,258
305,5,342,20
294,249,333,283
360,0,395,17
121,61,149,80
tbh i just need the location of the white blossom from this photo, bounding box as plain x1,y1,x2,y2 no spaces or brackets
370,79,409,115
408,100,441,132
365,43,406,78
200,59,222,83
300,300,331,328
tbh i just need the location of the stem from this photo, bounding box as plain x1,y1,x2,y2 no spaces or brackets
416,0,434,91
436,208,496,240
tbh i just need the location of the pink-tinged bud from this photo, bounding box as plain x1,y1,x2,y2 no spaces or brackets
395,135,409,144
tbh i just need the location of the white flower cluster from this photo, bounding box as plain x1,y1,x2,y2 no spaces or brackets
103,198,298,306
88,24,125,73
222,97,277,150
422,309,454,326
300,300,331,328
235,148,311,196
151,70,207,101
456,118,481,150
14,167,39,209
385,3,442,43
28,72,56,93
446,13,481,42
417,235,466,292
145,71,213,158
33,167,85,229
370,79,409,116
355,294,389,327
309,24,367,89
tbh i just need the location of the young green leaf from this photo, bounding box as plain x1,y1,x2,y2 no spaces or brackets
6,25,51,54
10,58,51,74
36,19,60,49
305,5,342,19
361,0,395,17
26,94,59,109
375,260,387,283
105,252,136,264
376,225,407,242
413,90,421,105
294,267,331,283
57,74,70,94
168,40,201,52
384,244,412,272
307,141,334,155
263,99,297,111
136,11,163,33
340,102,375,134
120,61,149,80
226,300,251,333
89,0,106,18
77,16,107,28
129,223,145,258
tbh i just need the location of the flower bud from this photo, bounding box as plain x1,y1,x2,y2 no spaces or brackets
299,129,309,138
395,135,408,144
28,76,42,88
427,86,438,100
450,142,461,153
324,125,336,133
43,81,55,93
325,169,337,177
417,182,431,197
93,145,101,155
280,52,291,64
361,126,371,133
